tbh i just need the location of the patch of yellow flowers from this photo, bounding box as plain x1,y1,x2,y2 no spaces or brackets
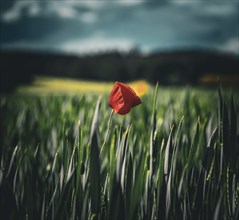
18,77,150,96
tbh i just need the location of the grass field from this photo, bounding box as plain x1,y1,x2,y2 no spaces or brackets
0,78,239,220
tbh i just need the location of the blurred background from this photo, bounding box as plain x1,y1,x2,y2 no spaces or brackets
0,0,238,92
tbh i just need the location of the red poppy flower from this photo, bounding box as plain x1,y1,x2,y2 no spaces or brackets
108,81,142,115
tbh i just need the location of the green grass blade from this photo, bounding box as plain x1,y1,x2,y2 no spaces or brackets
89,98,101,216
164,126,174,183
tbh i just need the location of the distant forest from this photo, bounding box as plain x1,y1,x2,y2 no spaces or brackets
0,49,238,92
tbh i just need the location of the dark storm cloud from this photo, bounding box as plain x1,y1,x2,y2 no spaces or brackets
0,0,238,54
0,0,15,13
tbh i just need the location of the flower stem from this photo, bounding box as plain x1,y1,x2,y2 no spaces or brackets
100,109,114,158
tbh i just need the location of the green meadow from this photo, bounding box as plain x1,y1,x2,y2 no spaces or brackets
0,80,239,220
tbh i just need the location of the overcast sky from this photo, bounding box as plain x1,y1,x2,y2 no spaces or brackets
0,0,238,55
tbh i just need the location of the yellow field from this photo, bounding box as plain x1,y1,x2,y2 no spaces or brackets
17,77,150,96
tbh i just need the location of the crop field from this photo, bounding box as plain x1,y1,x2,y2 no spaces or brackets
0,79,239,220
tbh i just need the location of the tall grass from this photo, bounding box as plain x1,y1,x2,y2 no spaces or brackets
0,86,238,220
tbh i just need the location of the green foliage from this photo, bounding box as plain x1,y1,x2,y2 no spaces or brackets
0,86,239,220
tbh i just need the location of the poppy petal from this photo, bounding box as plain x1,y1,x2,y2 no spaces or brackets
108,81,142,115
116,102,131,115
